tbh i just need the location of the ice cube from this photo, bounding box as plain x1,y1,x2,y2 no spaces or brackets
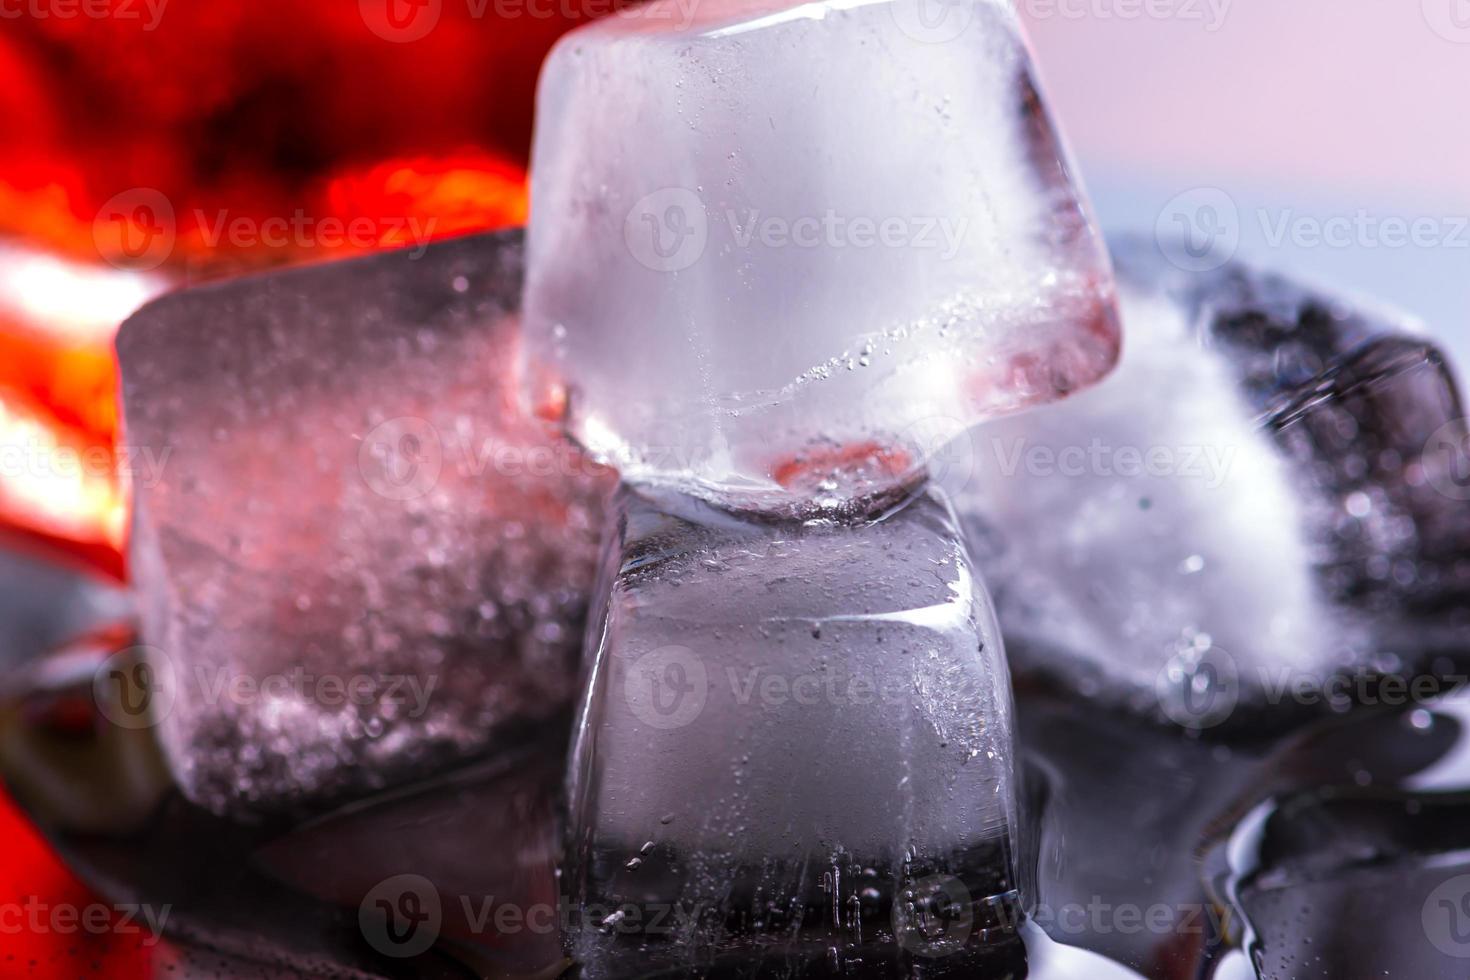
1208,705,1470,980
116,230,616,816
565,487,1022,975
959,239,1467,730
522,0,1119,514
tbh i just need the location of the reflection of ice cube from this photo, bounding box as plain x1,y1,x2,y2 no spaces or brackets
523,0,1119,513
116,231,615,816
1210,733,1470,980
961,240,1466,727
566,488,1022,975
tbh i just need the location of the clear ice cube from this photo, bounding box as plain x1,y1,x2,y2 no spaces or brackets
115,230,615,816
565,487,1022,975
959,239,1467,729
522,0,1119,514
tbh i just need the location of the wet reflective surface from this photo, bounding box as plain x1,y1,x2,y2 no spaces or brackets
9,635,1470,978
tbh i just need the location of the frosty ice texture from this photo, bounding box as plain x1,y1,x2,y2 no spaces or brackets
116,231,615,816
523,0,1119,513
566,488,1021,975
961,240,1467,728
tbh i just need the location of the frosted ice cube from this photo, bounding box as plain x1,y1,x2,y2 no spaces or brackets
565,487,1022,975
959,240,1467,729
116,230,615,816
523,0,1119,513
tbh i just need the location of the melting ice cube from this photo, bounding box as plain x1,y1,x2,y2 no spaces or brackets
116,231,615,816
565,487,1022,975
522,0,1119,513
959,239,1468,730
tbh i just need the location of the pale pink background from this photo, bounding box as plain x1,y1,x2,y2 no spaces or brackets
1018,0,1470,354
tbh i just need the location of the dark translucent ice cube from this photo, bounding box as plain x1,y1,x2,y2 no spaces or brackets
1203,697,1470,979
566,488,1022,977
116,230,616,816
963,239,1468,731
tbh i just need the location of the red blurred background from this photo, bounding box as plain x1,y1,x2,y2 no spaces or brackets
0,2,586,971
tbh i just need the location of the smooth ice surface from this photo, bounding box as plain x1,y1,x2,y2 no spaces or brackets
566,488,1021,975
960,239,1468,728
116,231,615,816
523,0,1119,513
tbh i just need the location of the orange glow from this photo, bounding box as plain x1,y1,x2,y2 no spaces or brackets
771,441,915,490
0,384,128,562
0,150,527,578
323,153,529,245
